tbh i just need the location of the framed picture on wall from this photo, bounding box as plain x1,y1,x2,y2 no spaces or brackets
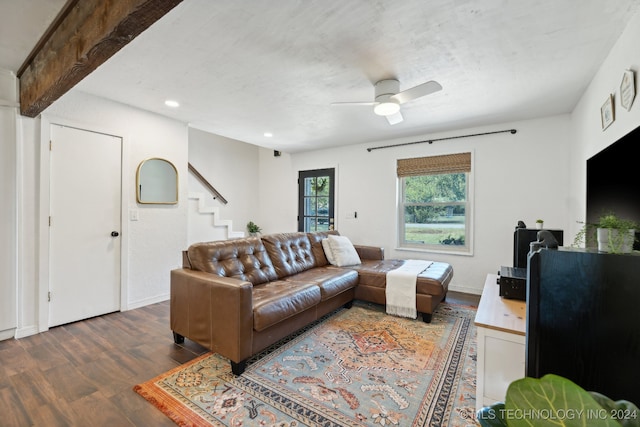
600,94,614,130
620,69,636,111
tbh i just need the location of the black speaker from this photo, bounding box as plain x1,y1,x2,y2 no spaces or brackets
513,228,563,268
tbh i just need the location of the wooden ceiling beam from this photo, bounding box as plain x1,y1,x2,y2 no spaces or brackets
18,0,183,117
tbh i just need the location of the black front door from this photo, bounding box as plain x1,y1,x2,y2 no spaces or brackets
298,168,335,232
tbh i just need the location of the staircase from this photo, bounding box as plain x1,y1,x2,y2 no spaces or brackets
188,192,245,239
187,163,244,241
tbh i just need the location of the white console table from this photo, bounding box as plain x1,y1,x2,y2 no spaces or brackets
474,274,526,412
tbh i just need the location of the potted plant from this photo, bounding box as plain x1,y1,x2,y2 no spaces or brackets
246,221,262,236
477,374,640,426
535,219,544,230
573,212,638,254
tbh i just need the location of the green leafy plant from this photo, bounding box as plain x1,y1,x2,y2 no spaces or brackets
573,212,638,253
246,221,262,234
536,219,544,223
477,374,640,427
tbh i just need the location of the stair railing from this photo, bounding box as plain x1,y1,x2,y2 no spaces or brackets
188,163,228,205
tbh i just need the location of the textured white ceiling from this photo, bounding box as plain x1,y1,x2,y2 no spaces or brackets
3,1,640,152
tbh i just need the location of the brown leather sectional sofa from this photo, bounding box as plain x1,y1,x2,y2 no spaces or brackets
170,230,453,374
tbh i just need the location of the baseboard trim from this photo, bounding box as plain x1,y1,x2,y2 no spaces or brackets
127,293,170,311
0,328,16,341
12,296,171,339
448,284,482,296
14,325,39,339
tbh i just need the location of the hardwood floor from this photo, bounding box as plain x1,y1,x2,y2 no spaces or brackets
0,301,207,426
447,289,481,306
0,291,478,426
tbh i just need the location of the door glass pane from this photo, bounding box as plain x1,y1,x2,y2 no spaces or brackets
304,217,316,232
317,197,328,216
304,197,316,215
316,176,329,196
304,177,316,197
317,218,330,231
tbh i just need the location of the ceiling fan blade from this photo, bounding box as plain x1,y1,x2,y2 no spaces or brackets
330,101,377,106
385,111,404,125
392,80,442,104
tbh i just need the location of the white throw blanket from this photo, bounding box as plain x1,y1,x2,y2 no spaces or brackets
386,260,433,319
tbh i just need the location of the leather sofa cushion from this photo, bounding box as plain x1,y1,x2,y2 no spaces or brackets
284,267,358,301
252,281,321,331
187,237,278,285
351,259,404,287
262,232,317,278
417,262,453,296
350,260,452,296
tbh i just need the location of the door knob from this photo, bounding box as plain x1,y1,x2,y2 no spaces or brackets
111,231,119,237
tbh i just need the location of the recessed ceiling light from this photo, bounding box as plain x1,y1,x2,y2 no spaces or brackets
264,132,273,138
165,100,180,107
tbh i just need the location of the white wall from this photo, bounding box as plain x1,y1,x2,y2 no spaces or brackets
258,8,640,295
17,115,39,335
187,127,260,243
258,148,296,235
16,90,188,336
0,69,17,340
568,8,640,240
259,115,572,294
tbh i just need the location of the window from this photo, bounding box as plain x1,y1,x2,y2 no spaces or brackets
397,152,472,253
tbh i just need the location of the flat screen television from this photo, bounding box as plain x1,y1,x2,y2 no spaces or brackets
587,124,640,250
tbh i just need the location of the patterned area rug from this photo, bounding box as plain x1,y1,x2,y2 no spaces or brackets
134,302,478,426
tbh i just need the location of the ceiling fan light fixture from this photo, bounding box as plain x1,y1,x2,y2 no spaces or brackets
374,100,400,116
331,78,441,125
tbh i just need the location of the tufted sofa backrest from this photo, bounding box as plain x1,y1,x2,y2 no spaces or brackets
187,237,278,285
305,230,340,267
261,232,317,278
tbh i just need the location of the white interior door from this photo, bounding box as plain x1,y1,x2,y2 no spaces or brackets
49,125,122,327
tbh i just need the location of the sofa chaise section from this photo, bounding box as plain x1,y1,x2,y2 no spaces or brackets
352,258,452,323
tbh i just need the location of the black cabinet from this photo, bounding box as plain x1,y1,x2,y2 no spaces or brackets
526,247,640,403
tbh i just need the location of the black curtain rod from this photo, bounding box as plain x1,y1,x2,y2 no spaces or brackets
366,128,517,152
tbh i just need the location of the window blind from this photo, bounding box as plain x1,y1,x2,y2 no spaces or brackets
397,152,471,177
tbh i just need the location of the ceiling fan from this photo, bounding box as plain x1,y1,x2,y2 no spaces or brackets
332,78,442,125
